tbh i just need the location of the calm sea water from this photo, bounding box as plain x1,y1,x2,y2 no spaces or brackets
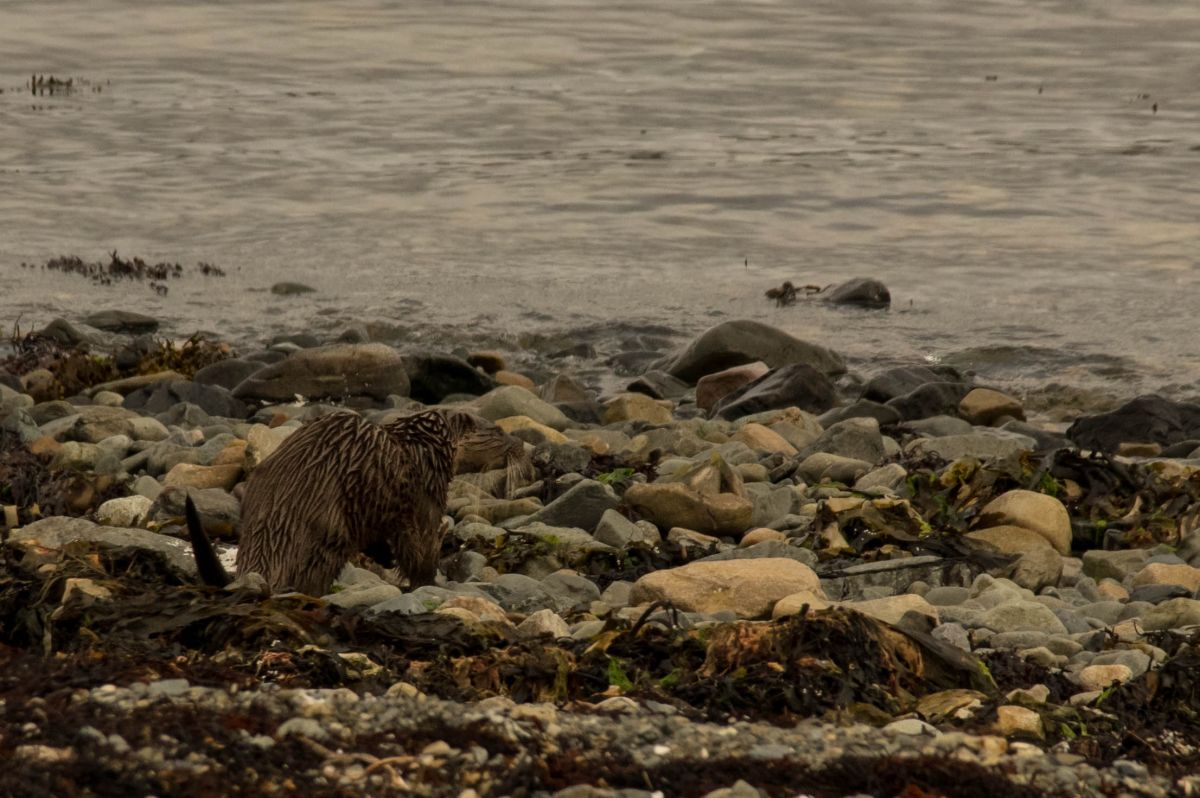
2,0,1199,415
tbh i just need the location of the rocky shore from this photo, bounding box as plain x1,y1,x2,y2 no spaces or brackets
3,312,1200,797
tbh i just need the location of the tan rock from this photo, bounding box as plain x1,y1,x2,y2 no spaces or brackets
632,558,824,619
453,498,543,524
495,370,536,390
244,424,297,472
163,463,242,491
666,527,722,547
538,374,591,404
466,351,506,374
975,490,1071,555
570,433,612,455
602,393,673,425
1096,578,1130,602
211,440,248,467
965,525,1055,555
959,388,1025,426
21,368,60,402
695,362,769,413
1116,441,1162,458
27,436,62,459
623,482,753,536
1131,562,1200,592
1077,663,1133,691
495,415,568,444
771,590,832,618
740,527,786,547
994,705,1044,739
88,370,187,396
841,594,940,626
734,423,798,456
440,596,511,625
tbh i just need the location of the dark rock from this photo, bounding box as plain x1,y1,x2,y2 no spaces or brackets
1127,584,1191,605
270,281,316,295
555,401,604,425
125,380,246,419
335,324,371,344
152,485,240,535
547,342,596,360
193,358,264,391
156,402,213,428
606,350,662,377
626,370,690,401
38,318,115,350
523,479,619,533
886,381,975,422
1067,395,1200,453
712,363,837,420
653,319,845,384
243,350,288,365
862,365,966,403
823,277,891,308
0,370,21,392
1161,439,1200,458
83,309,160,334
233,344,409,403
28,400,79,426
403,353,495,404
797,417,885,464
818,400,902,428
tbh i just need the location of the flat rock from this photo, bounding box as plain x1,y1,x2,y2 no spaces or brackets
1138,597,1200,631
712,363,837,420
798,416,884,464
623,482,753,536
1076,664,1134,691
495,416,568,445
907,431,1035,465
1081,549,1150,582
975,490,1072,555
233,344,409,402
631,558,823,619
795,452,873,484
8,516,197,579
818,400,902,429
733,423,797,455
82,309,160,333
654,319,845,383
964,525,1055,556
980,600,1069,635
840,593,939,626
602,393,673,425
163,463,242,491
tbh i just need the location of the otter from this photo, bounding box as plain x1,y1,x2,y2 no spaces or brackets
186,408,528,595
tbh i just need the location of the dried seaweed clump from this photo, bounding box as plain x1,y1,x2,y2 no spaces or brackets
21,251,226,294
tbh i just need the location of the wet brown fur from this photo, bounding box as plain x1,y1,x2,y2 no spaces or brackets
188,409,526,595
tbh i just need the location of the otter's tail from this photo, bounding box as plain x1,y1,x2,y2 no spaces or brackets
186,494,231,587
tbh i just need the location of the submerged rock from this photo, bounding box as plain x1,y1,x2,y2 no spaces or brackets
653,319,845,383
1067,394,1200,453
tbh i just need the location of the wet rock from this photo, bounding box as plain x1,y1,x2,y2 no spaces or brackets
403,352,496,403
474,386,571,431
495,370,536,390
8,516,197,578
1067,394,1200,453
538,374,592,404
631,558,823,619
958,388,1025,426
862,366,965,403
124,379,246,419
522,480,619,533
495,415,568,445
37,318,115,350
823,277,890,307
712,363,837,420
327,584,403,609
623,482,753,536
602,393,673,425
653,319,845,383
998,419,1071,451
975,490,1071,555
270,281,316,295
886,381,975,422
695,362,770,413
625,370,690,401
594,509,660,548
83,309,159,334
232,344,408,403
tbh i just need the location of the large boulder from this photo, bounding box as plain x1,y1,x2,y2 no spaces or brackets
193,358,265,391
861,366,965,403
474,386,571,431
631,558,823,619
711,363,836,420
623,482,753,536
232,343,408,402
7,516,198,579
973,490,1072,555
653,320,845,384
1067,395,1200,453
403,353,496,403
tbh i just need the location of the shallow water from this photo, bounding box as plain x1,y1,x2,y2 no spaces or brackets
3,0,1199,412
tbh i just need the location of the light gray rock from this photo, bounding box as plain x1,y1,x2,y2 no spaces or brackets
132,475,164,501
907,430,1036,463
477,573,555,613
1081,549,1151,582
903,415,974,437
541,572,602,613
980,600,1069,635
931,622,971,651
325,584,404,608
798,417,885,464
96,496,154,527
853,463,908,493
594,509,660,549
474,386,571,431
1091,649,1152,678
8,516,196,578
795,452,873,484
698,539,818,569
744,483,795,528
515,609,571,640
